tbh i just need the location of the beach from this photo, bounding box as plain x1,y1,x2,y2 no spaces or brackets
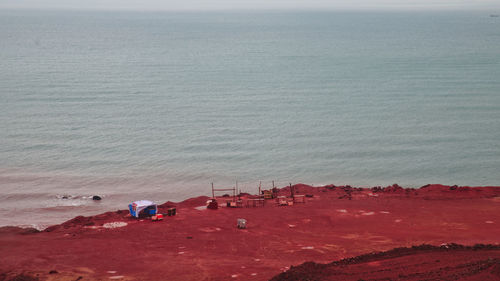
2,11,500,230
1,183,499,280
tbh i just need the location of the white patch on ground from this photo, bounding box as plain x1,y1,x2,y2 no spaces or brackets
380,211,390,214
485,221,494,224
241,266,246,269
195,206,207,211
231,274,238,278
337,209,347,213
109,276,124,280
282,266,290,271
254,258,260,262
103,222,128,229
367,193,379,197
288,224,296,228
362,212,375,216
301,246,314,250
251,273,257,276
107,271,117,274
178,252,185,254
395,219,402,223
200,227,221,232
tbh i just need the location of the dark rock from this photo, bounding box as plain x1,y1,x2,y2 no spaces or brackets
92,195,102,201
49,270,58,274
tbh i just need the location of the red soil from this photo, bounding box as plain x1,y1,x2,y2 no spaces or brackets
0,184,499,281
271,244,500,281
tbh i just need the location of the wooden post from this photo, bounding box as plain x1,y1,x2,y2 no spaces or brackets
259,181,261,195
290,183,294,199
272,180,276,198
211,183,214,199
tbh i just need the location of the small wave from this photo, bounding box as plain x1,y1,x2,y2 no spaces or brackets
16,224,48,231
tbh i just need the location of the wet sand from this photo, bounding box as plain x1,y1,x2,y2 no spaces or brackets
1,184,499,280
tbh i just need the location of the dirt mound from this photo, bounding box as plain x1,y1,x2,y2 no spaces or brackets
175,196,210,208
271,244,500,281
0,227,40,235
0,272,39,281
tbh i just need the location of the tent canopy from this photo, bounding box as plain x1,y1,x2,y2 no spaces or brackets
129,200,157,218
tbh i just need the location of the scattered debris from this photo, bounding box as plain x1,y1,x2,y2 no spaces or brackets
103,222,127,229
207,199,218,210
237,219,247,229
167,208,176,216
151,214,163,221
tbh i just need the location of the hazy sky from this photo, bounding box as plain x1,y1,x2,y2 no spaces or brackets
0,0,499,11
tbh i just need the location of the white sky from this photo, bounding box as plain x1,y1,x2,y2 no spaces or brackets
1,0,499,11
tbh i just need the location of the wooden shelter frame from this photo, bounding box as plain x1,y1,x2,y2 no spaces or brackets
211,183,237,202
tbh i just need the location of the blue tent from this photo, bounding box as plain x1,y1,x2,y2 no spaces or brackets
128,200,157,218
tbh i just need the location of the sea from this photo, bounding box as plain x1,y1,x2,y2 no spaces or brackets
1,9,499,229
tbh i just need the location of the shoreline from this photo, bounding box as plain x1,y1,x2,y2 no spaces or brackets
4,182,499,231
1,183,499,280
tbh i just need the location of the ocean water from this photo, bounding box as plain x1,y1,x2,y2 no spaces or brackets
1,10,499,228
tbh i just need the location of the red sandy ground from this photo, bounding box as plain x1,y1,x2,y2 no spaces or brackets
0,184,499,281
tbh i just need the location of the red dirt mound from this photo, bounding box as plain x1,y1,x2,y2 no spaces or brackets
271,244,500,281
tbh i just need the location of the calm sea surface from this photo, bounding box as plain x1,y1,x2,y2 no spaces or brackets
1,10,499,228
